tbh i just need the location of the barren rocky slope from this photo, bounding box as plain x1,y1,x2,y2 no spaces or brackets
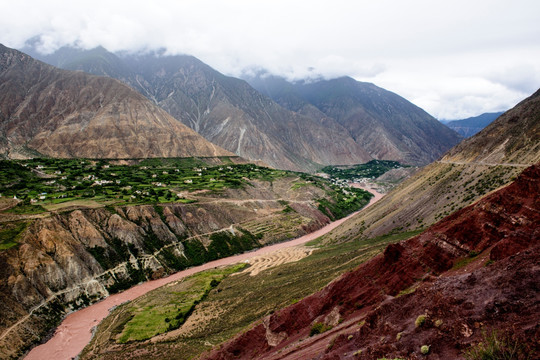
320,87,540,241
202,162,539,360
0,175,349,359
0,44,231,159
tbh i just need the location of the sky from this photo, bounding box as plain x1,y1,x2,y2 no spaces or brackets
1,0,539,120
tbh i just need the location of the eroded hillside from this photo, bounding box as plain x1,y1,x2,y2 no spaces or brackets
0,44,231,159
202,162,539,360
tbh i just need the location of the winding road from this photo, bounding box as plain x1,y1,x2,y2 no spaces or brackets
24,187,383,360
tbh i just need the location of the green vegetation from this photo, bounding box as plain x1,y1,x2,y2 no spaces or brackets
421,345,431,355
0,222,28,250
5,201,47,214
452,251,481,270
0,158,290,208
0,158,372,222
463,330,531,360
415,314,427,328
310,322,333,336
317,185,373,220
321,160,407,180
117,263,246,343
396,285,416,297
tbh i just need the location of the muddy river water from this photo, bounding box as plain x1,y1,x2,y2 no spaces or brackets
25,186,383,360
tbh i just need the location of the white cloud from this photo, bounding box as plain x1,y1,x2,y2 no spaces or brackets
0,0,539,119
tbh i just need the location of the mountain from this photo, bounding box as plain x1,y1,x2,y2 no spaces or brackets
31,46,461,171
0,44,231,159
443,112,503,137
319,88,540,241
29,46,371,172
202,162,540,360
246,74,463,165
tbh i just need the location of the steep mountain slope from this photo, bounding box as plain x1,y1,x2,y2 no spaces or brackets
31,46,371,172
320,88,540,241
203,162,540,360
247,74,462,165
443,111,503,137
0,45,231,159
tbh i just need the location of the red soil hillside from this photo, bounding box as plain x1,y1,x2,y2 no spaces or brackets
202,163,540,360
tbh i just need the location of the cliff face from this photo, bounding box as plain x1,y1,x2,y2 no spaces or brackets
0,44,231,159
202,163,540,360
0,176,335,359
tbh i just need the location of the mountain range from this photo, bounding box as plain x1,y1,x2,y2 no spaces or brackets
442,112,503,137
25,45,461,171
0,41,538,360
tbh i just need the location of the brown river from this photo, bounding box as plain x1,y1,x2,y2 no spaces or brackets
25,186,383,360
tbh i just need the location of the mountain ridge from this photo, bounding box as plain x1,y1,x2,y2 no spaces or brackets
0,44,232,159
442,111,504,137
319,87,540,242
28,46,372,172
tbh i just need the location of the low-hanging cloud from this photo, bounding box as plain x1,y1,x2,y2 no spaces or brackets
0,0,539,119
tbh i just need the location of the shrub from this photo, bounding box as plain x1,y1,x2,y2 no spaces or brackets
421,345,430,355
463,330,530,360
415,314,427,328
310,322,332,336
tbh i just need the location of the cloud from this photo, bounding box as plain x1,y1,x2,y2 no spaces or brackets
0,0,539,119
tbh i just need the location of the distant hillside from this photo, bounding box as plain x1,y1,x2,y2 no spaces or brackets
320,88,540,241
443,112,503,137
247,74,462,165
0,44,231,159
